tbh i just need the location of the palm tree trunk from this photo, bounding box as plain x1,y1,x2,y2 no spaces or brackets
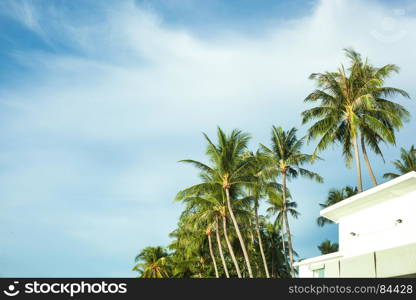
225,187,254,278
361,136,378,186
254,206,270,278
279,219,286,257
352,136,363,192
282,171,295,277
215,217,230,278
283,212,295,277
222,215,242,278
207,233,219,278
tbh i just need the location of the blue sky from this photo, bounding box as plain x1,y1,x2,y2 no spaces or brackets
1,0,415,277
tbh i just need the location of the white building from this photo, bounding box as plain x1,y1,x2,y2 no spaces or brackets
294,171,416,278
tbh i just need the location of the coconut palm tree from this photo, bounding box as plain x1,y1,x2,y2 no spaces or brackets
261,220,292,278
344,48,411,186
176,127,256,277
266,189,299,256
205,223,220,278
179,192,244,277
302,49,409,192
244,151,275,278
169,209,224,278
317,186,358,226
169,206,224,278
260,126,322,277
133,246,171,278
318,240,339,255
214,216,230,278
383,145,416,179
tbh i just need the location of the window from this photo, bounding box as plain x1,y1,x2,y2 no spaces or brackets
313,268,325,278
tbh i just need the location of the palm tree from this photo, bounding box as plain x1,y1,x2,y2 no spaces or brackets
205,223,220,278
318,240,339,255
266,189,299,256
133,246,171,278
344,48,411,186
317,186,358,226
383,145,416,179
261,220,292,278
302,49,410,192
260,126,322,276
245,151,274,278
214,216,230,278
168,212,217,278
176,127,255,277
169,206,222,278
192,195,235,278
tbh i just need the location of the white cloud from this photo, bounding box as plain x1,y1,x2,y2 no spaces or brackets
3,0,414,142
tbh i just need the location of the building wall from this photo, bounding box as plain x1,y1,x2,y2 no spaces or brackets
338,189,416,257
298,265,314,278
297,243,416,278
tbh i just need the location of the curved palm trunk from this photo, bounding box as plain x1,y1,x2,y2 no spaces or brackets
361,136,378,186
282,172,295,277
225,188,254,278
215,217,230,278
222,215,242,278
254,206,270,278
207,233,219,278
352,136,363,192
278,217,287,257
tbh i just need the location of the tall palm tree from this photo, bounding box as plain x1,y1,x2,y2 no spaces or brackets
344,48,411,186
176,127,255,277
245,151,274,278
168,212,211,278
183,190,237,278
168,211,220,278
317,186,358,226
260,126,322,276
133,246,171,278
266,189,299,256
205,223,220,278
221,210,242,278
318,240,339,255
214,216,230,278
261,220,292,278
383,145,416,179
302,49,409,192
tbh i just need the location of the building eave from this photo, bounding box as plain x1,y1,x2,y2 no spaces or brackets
294,252,343,267
320,171,416,222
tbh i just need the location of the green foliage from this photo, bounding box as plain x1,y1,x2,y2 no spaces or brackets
132,246,172,278
302,48,410,191
317,186,358,227
318,240,339,255
383,145,416,179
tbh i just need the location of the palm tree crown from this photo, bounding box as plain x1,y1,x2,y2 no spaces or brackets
260,126,322,277
317,186,358,226
133,246,171,278
302,48,410,192
318,240,339,255
383,145,416,179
